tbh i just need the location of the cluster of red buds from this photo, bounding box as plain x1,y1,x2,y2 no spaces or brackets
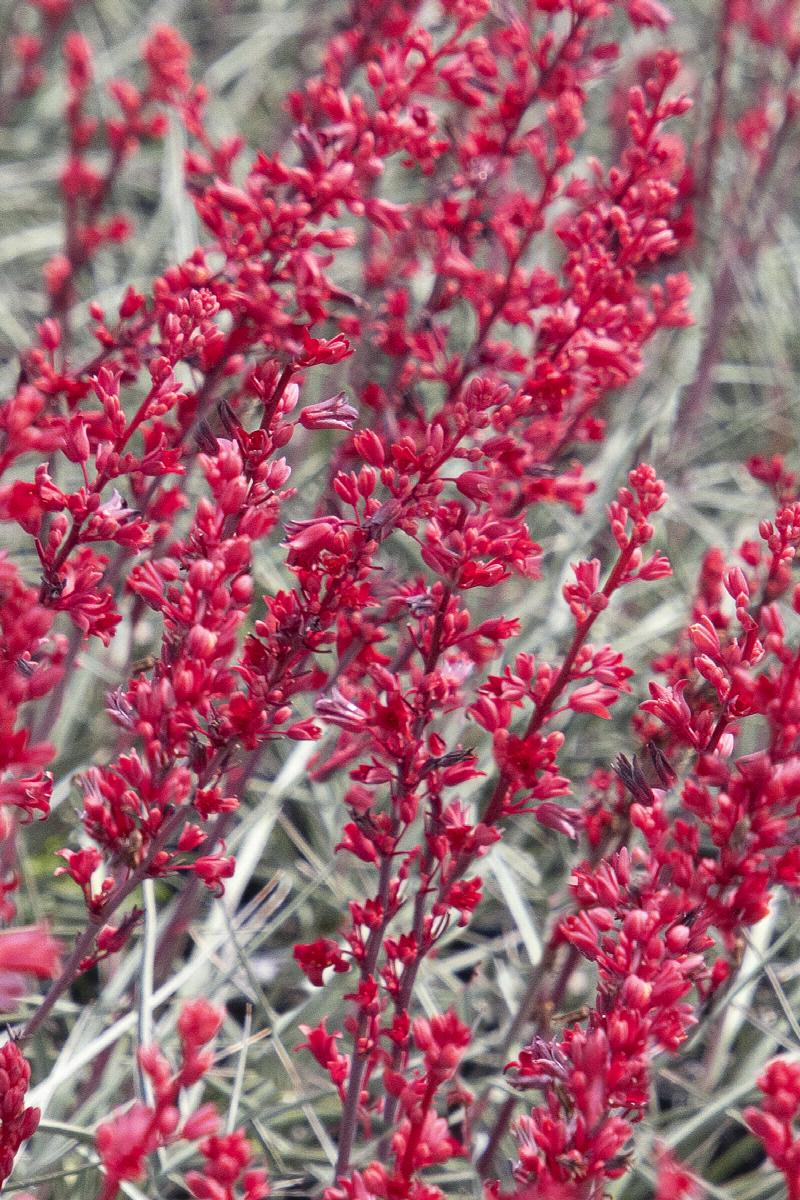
94,999,268,1200
0,1040,40,1189
745,1058,800,1199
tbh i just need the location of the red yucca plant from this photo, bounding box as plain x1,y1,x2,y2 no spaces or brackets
1,1,800,1197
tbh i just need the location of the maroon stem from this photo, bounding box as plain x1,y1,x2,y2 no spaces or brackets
397,1077,437,1183
696,0,734,207
474,945,582,1178
259,363,295,431
335,587,454,1180
151,749,261,983
27,622,84,745
703,705,731,756
21,804,186,1041
378,850,439,1136
673,255,737,451
473,820,632,1178
151,811,234,985
334,856,396,1181
481,539,638,830
676,90,797,445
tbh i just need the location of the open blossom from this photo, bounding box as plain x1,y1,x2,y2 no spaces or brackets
300,393,358,430
294,938,351,986
95,1101,164,1190
0,926,61,1010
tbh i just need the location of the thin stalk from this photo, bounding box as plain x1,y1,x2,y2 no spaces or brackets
696,0,734,207
335,584,455,1179
333,855,396,1180
474,945,581,1178
482,539,638,829
226,1004,252,1134
21,804,186,1041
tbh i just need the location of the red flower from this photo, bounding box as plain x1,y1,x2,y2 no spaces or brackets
0,1042,39,1187
294,939,350,987
0,926,61,1010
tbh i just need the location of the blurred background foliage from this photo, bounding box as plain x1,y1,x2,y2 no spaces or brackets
2,1,800,1196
